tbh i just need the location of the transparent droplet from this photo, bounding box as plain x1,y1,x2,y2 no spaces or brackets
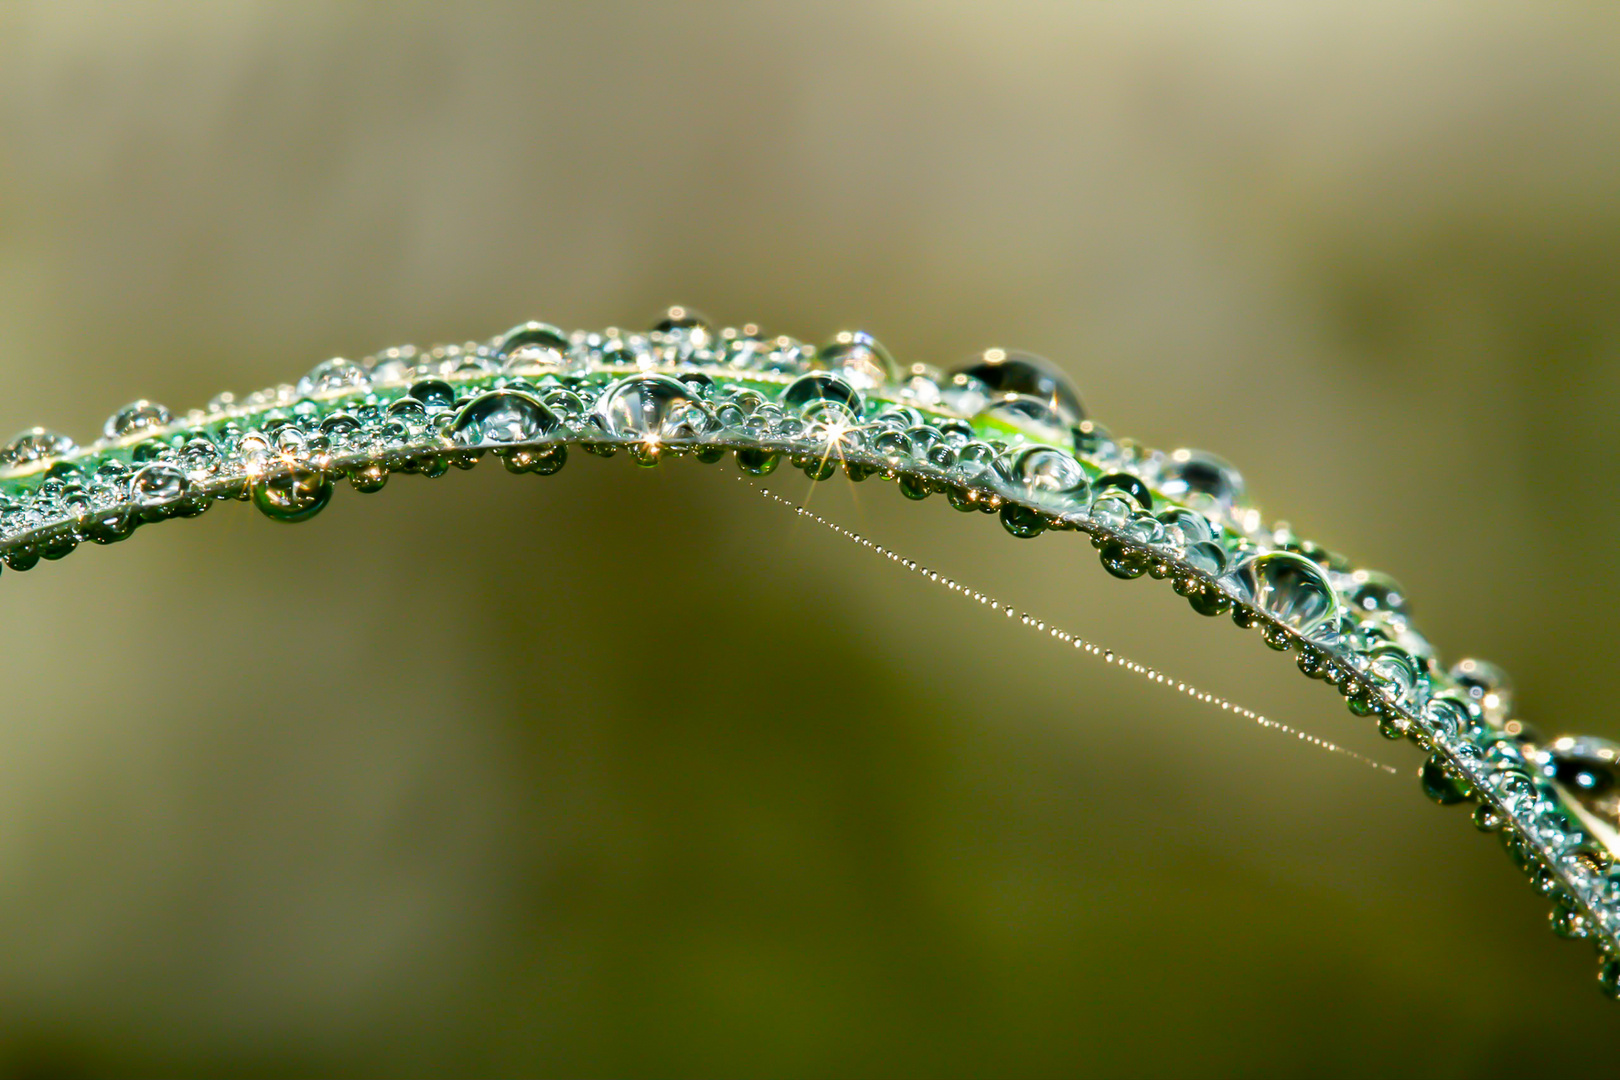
180,436,223,476
947,349,1084,425
1157,506,1215,546
1183,540,1229,577
653,306,711,334
1546,736,1620,831
131,462,189,511
1000,504,1049,539
296,358,370,398
2,428,76,468
1093,472,1153,511
993,445,1090,513
1366,641,1423,703
652,306,714,363
593,374,717,440
817,331,899,390
1347,570,1410,616
366,346,417,383
104,401,171,441
1421,753,1473,805
782,372,863,420
899,363,945,407
251,463,334,523
973,394,1073,446
407,379,456,411
1158,449,1245,513
494,322,574,374
1450,658,1515,727
1423,692,1476,741
449,390,560,447
1232,551,1343,638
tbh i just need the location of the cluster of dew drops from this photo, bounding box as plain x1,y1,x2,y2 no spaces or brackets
1,305,1619,995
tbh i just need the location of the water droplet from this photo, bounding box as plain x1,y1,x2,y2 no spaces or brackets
104,401,171,441
1421,753,1473,805
2,428,76,468
296,358,369,397
131,462,189,514
1600,959,1620,1001
736,448,780,476
899,363,945,407
781,372,864,420
1158,449,1245,513
593,374,717,442
1450,658,1514,727
652,306,715,363
994,445,1090,513
972,394,1074,446
1093,472,1153,511
1157,506,1214,546
251,463,334,523
403,380,454,411
1347,570,1410,616
1367,641,1423,703
366,346,416,383
654,305,711,334
348,462,389,493
1546,736,1620,831
1551,903,1590,939
449,389,560,447
817,331,899,390
948,349,1084,425
999,505,1048,538
1099,539,1149,579
1422,692,1475,741
494,322,574,374
1472,803,1504,832
1232,551,1343,638
1182,540,1229,577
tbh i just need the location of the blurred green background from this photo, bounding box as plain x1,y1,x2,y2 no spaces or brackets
1,3,1618,1077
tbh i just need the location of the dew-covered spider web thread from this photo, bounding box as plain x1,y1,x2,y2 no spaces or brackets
743,478,1398,775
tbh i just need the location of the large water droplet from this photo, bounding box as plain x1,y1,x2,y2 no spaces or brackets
948,349,1085,425
1158,449,1245,513
449,389,560,447
131,462,190,513
2,428,77,468
1157,506,1215,546
296,358,370,398
104,401,171,441
593,374,716,440
973,395,1074,446
494,322,574,374
781,372,863,420
251,463,334,523
1232,551,1343,638
993,445,1090,513
817,331,899,390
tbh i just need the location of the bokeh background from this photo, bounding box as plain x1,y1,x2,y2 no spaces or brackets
1,3,1618,1077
